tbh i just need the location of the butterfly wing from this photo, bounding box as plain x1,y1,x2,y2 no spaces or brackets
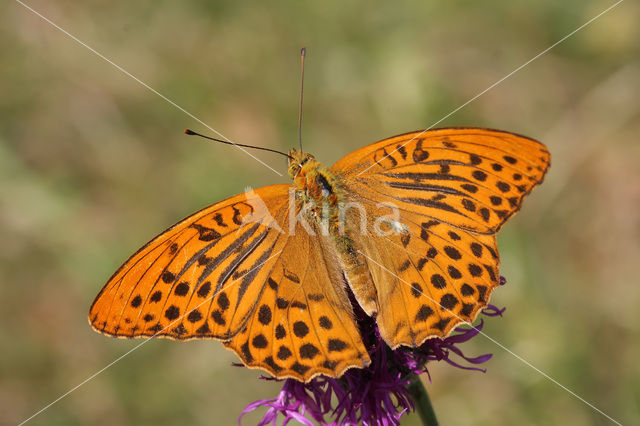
89,185,291,340
333,127,551,233
89,184,368,381
332,128,550,347
353,208,501,348
223,221,370,381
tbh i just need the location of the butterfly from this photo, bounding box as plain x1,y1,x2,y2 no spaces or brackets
89,127,550,382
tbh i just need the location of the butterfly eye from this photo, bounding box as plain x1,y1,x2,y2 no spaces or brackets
300,154,313,166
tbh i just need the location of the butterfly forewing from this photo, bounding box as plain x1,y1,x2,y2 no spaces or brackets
334,128,551,233
89,185,291,340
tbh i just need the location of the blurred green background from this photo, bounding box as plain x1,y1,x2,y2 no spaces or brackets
1,0,638,425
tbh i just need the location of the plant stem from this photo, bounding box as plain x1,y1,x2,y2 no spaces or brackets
408,375,439,426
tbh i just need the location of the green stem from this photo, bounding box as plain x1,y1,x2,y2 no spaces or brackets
408,375,439,426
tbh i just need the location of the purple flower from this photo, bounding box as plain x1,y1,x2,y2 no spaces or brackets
241,278,507,425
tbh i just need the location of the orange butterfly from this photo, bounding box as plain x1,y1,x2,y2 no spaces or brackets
89,127,550,382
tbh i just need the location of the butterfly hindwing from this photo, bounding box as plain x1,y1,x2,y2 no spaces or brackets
358,209,500,347
223,222,370,381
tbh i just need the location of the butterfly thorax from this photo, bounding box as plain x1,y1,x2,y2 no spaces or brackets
288,149,341,226
288,149,380,316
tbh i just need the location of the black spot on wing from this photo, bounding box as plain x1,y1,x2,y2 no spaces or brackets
468,263,483,277
299,343,320,359
291,362,310,376
469,154,482,165
448,231,461,241
461,284,475,296
308,293,324,302
213,212,227,227
275,325,286,339
293,321,309,338
191,224,222,241
164,305,180,321
284,270,301,283
472,170,487,182
277,345,292,360
430,274,447,289
161,271,175,284
460,303,474,316
196,322,211,334
433,317,452,331
264,356,283,373
461,183,478,193
399,260,411,272
447,265,462,279
241,342,254,363
252,334,268,349
231,206,244,225
187,309,202,323
379,147,398,167
268,277,278,290
328,339,348,352
197,282,211,298
412,139,429,162
401,233,411,247
150,291,162,303
258,305,272,325
397,144,407,160
415,305,433,322
319,316,333,329
444,246,462,260
174,282,189,296
217,292,230,310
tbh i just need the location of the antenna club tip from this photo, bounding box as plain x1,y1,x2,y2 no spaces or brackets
184,129,195,135
300,47,306,56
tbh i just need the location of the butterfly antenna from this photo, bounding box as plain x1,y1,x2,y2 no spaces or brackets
298,47,306,153
184,129,293,160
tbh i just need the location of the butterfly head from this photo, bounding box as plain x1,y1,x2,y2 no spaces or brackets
287,149,317,179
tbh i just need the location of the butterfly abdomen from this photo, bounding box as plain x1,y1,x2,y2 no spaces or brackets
291,157,379,317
